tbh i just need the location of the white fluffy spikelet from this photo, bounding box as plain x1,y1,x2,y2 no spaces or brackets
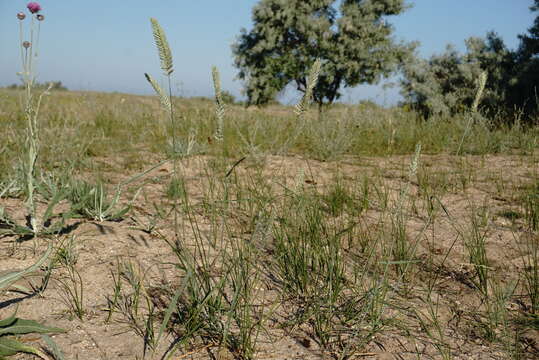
144,73,171,113
295,59,322,118
212,66,225,142
150,18,174,75
472,71,488,113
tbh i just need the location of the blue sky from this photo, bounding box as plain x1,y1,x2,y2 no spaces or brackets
0,1,535,104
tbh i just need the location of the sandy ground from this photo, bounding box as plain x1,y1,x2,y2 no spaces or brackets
1,154,538,359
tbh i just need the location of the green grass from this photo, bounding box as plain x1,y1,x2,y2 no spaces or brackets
2,89,538,181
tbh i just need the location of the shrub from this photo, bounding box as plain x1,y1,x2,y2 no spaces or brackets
400,32,513,119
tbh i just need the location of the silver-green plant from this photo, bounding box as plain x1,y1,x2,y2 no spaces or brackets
19,5,48,235
66,157,171,222
4,6,69,336
0,4,70,239
68,179,131,222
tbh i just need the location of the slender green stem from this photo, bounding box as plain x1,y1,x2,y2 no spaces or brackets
19,21,25,70
167,74,181,248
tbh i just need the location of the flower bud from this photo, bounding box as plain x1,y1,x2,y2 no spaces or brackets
17,12,26,20
23,41,31,49
36,14,44,21
27,2,42,14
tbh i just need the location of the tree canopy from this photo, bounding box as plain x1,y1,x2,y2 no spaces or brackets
233,0,415,106
401,0,539,123
400,32,513,118
511,0,539,116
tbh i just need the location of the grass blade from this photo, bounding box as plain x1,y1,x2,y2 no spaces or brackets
0,318,65,336
0,243,52,291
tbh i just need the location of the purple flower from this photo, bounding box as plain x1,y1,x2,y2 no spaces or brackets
27,2,42,14
17,12,26,20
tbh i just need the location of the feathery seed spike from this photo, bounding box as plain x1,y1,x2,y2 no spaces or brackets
472,71,488,113
150,18,174,75
144,73,172,113
295,59,322,117
212,66,225,142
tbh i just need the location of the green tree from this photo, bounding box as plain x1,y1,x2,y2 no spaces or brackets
233,0,415,106
400,32,513,118
511,0,539,118
221,90,236,104
402,1,539,123
517,0,539,61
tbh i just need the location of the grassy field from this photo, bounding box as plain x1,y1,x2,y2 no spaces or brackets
0,88,538,359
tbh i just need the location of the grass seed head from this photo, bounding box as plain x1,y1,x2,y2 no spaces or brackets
150,18,174,76
472,71,488,113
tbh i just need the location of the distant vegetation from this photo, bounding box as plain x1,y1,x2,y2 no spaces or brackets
233,0,415,107
5,80,68,91
234,0,539,125
400,8,539,125
400,32,512,119
190,90,237,105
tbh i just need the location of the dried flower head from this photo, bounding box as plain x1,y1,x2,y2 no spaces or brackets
36,14,45,21
17,12,26,20
23,41,31,49
27,2,41,14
